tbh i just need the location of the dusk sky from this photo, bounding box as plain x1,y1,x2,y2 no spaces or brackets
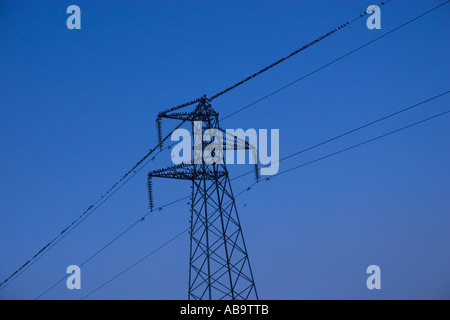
1,0,449,299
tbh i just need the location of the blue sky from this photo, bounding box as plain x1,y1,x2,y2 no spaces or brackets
0,0,449,299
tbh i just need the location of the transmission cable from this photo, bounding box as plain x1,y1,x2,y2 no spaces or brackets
210,1,393,100
231,90,450,181
0,124,183,291
34,194,189,299
81,228,189,300
220,0,449,121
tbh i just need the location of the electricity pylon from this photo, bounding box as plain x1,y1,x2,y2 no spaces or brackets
147,96,258,300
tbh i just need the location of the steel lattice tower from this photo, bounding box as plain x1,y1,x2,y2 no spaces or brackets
147,96,258,300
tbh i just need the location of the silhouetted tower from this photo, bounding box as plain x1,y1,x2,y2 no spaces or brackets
147,96,258,300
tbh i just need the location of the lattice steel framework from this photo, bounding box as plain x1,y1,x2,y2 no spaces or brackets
147,96,258,300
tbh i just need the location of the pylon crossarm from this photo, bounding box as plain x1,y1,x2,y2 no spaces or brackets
158,97,203,117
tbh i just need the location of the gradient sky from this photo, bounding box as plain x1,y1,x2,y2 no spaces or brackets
0,0,449,300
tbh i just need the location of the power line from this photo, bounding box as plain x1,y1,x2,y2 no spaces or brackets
231,91,450,181
81,201,242,299
35,195,189,299
210,1,392,100
220,0,450,121
81,228,189,300
274,110,450,178
0,132,173,291
232,111,450,197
